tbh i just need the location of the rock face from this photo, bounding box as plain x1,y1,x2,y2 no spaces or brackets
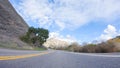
44,38,69,49
0,0,28,37
0,0,32,49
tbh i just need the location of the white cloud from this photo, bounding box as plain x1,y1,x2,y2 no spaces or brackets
104,25,117,35
49,32,63,38
55,20,65,31
49,32,77,43
98,25,119,41
12,0,120,31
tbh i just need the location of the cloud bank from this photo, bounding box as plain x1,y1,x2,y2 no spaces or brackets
49,32,77,43
14,0,120,31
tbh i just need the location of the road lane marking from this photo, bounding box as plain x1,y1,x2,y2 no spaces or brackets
64,51,120,58
0,51,54,60
76,53,120,57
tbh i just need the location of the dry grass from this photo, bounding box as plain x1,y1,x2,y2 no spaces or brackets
66,42,120,53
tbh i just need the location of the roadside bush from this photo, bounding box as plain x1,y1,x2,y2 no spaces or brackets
67,42,81,52
80,42,117,53
20,35,30,43
80,44,97,53
98,42,118,53
56,36,120,53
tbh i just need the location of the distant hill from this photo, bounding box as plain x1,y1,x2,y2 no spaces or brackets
107,36,120,51
44,38,69,49
108,36,120,43
0,0,32,49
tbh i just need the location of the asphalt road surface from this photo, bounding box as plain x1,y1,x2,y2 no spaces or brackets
0,49,120,68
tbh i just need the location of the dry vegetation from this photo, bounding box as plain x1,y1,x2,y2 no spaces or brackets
64,36,120,53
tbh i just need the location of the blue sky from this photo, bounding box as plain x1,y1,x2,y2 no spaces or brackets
10,0,120,44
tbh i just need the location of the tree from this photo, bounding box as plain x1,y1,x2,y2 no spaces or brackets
37,28,49,47
20,27,49,47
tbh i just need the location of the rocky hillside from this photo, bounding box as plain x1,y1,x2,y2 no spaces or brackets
0,0,32,49
44,38,69,49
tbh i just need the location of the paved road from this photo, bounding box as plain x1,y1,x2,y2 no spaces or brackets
0,49,120,68
0,48,47,56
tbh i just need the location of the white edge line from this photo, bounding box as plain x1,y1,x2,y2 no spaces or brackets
64,51,120,58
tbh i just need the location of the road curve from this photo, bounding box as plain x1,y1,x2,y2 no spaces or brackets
0,49,120,68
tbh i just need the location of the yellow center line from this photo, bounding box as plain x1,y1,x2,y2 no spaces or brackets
0,51,54,60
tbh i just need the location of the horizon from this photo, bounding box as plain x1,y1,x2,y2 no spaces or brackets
10,0,120,44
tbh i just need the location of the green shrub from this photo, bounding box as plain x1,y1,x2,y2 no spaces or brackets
20,35,30,43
